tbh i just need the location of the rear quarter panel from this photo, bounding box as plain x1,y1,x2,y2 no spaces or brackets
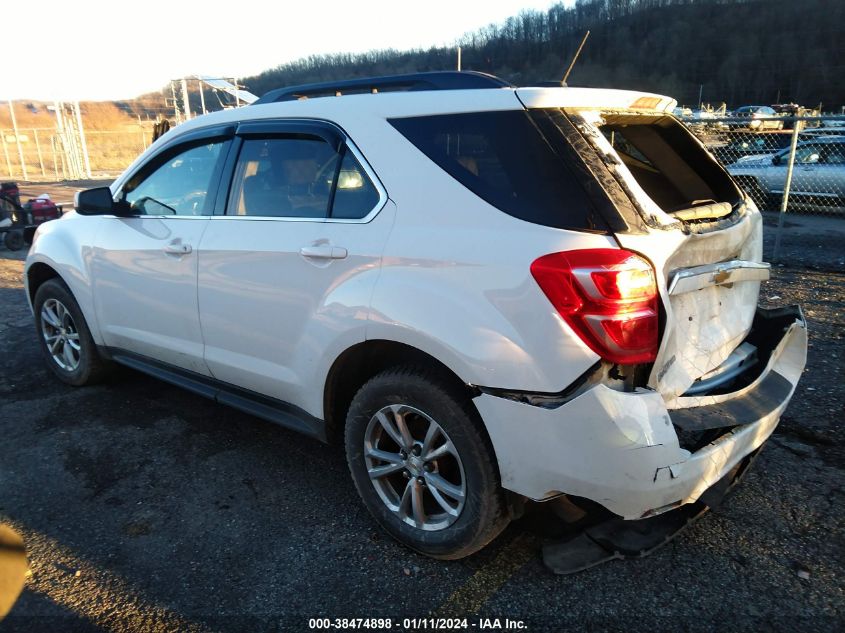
359,121,613,392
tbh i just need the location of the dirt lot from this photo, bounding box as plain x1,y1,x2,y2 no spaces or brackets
0,188,843,632
9,181,109,208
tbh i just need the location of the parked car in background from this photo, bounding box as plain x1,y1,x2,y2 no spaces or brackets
679,107,730,133
715,132,793,164
23,72,807,561
731,106,783,130
771,103,822,130
728,135,845,205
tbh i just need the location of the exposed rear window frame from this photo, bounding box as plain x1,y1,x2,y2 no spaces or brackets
563,108,746,231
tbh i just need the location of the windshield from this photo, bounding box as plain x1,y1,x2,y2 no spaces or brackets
777,144,823,164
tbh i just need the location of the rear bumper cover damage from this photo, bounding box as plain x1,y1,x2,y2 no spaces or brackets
477,305,807,520
542,449,757,574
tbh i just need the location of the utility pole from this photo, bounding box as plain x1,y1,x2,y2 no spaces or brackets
457,46,462,71
234,78,241,108
180,78,191,120
7,100,28,181
73,101,92,179
698,84,704,110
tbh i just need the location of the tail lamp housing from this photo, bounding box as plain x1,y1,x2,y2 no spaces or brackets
530,249,660,364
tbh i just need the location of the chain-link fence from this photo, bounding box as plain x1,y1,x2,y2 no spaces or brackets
1,124,152,181
679,115,845,268
683,116,845,215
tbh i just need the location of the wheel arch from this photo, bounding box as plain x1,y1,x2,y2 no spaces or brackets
26,261,62,306
323,339,481,444
25,256,102,345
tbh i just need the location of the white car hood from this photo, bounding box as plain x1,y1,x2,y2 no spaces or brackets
733,153,775,165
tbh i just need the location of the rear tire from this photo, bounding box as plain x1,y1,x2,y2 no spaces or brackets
345,366,509,559
33,278,110,386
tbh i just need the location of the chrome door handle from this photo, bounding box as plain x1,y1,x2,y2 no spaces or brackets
299,245,348,259
164,242,192,255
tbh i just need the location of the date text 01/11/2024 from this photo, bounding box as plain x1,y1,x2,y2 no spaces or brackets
307,618,528,630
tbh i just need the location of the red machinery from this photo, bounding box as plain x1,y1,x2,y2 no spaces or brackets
0,182,63,250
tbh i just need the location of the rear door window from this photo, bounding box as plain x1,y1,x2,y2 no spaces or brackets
228,137,339,218
226,135,382,220
389,111,606,231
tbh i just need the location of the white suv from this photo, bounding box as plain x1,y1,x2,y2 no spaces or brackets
25,72,807,560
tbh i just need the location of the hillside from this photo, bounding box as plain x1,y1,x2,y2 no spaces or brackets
0,101,148,131
242,0,845,110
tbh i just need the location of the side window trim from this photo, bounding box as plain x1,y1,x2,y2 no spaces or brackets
116,124,235,218
325,145,348,218
213,136,243,216
326,140,388,223
214,119,387,223
236,120,343,151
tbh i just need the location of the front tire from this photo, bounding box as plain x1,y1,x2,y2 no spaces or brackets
33,278,110,386
345,366,509,559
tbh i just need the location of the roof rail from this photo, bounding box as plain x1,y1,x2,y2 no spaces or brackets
253,71,513,105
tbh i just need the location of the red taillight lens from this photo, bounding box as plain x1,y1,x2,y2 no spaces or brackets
530,249,659,364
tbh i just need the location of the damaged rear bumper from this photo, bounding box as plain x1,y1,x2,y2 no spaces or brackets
476,306,807,520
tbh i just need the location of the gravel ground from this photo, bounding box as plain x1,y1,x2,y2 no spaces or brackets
0,198,842,632
760,211,845,272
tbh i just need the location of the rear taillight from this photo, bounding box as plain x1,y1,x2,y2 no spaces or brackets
530,249,659,364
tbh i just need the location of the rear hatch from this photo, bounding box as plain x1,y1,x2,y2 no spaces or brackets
517,89,767,399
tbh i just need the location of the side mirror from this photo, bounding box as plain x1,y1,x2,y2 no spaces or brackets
806,153,820,164
74,187,116,215
772,154,781,166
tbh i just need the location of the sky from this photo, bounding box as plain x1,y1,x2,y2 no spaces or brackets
5,0,561,102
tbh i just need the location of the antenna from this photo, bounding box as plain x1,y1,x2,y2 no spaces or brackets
562,30,590,85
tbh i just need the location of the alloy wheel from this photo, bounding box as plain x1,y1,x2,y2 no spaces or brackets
40,298,81,371
363,404,466,531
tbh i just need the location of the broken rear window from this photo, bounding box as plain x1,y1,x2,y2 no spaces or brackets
599,115,742,219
